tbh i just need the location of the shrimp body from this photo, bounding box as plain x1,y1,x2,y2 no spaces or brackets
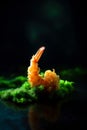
28,46,60,91
43,69,60,91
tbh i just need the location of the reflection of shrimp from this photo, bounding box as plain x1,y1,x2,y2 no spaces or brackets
28,46,60,91
28,103,61,130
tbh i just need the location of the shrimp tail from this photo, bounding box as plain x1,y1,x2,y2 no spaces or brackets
33,46,45,62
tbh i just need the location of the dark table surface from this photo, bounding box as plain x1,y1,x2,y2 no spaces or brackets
0,80,87,130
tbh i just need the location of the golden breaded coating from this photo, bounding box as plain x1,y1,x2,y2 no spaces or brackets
28,46,60,91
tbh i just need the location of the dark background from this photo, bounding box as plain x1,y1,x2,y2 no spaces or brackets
0,0,86,75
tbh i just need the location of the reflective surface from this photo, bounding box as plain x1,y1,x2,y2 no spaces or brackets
0,81,87,130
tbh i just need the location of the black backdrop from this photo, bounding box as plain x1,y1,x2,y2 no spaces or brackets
0,0,86,75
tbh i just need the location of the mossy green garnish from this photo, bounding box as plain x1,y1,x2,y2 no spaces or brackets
0,76,26,88
0,75,74,104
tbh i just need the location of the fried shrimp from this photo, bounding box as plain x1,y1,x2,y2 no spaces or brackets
27,46,60,91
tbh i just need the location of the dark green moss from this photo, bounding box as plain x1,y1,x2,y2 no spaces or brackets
0,76,26,89
60,67,87,81
0,74,74,104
